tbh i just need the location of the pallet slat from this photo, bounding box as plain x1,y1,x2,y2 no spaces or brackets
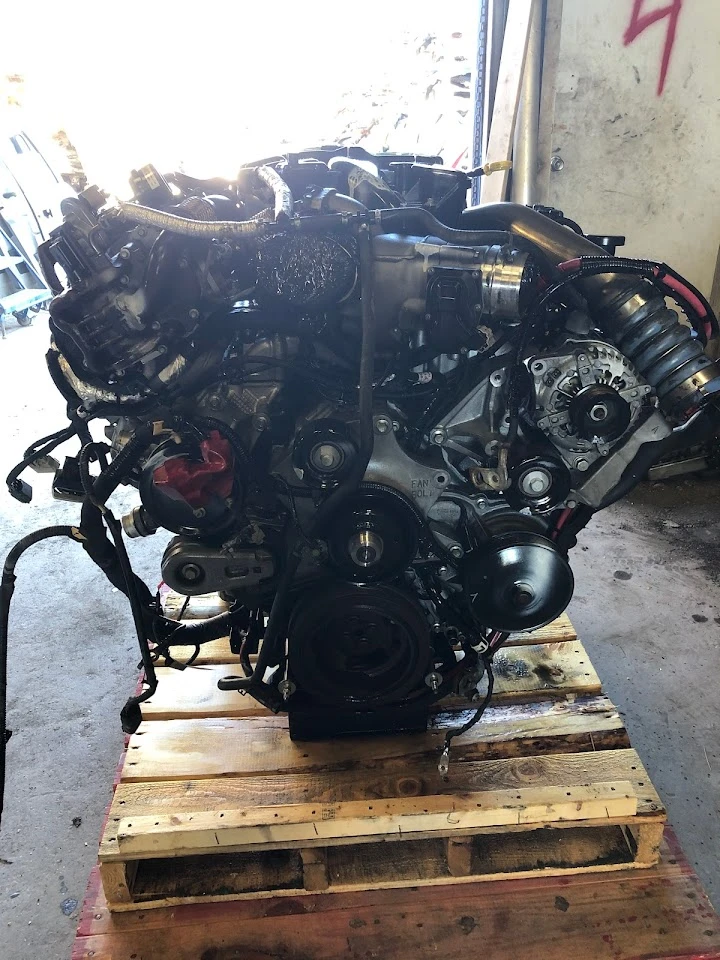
141,638,599,720
123,694,627,783
112,781,637,859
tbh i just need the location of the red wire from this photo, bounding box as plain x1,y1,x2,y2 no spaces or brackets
557,258,581,272
652,268,707,317
552,507,573,541
556,259,713,340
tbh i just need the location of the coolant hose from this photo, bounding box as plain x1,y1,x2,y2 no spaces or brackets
461,202,720,417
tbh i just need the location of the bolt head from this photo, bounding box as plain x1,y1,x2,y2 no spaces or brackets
375,417,391,434
425,671,442,693
179,562,202,582
430,428,446,445
449,544,464,560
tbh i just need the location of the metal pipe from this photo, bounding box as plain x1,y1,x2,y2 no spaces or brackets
511,0,543,205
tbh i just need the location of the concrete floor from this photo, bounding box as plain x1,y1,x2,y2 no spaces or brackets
0,316,718,959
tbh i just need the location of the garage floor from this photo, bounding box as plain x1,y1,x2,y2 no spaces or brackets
0,317,718,960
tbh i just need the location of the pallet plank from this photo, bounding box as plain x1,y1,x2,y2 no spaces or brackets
141,639,599,720
113,782,637,859
122,694,627,783
99,747,662,868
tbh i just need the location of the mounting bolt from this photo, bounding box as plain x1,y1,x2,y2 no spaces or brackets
278,680,296,701
178,562,202,583
375,416,392,434
430,427,447,445
550,155,565,172
425,671,442,693
189,308,200,320
449,544,465,560
575,458,590,472
253,414,270,431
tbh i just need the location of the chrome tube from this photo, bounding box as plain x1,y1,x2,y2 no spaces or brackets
511,0,543,205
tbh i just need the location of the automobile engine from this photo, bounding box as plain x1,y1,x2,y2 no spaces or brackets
2,146,720,803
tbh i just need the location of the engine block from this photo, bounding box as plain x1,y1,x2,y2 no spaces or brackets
4,145,720,760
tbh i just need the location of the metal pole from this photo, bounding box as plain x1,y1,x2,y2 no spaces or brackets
470,0,490,206
511,0,543,205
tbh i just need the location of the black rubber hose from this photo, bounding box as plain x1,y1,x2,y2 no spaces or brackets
378,207,510,246
165,609,240,644
1,526,80,825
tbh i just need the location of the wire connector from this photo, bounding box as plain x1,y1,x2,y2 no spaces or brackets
438,743,450,777
8,478,32,504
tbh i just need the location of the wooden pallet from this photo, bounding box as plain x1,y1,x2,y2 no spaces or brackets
98,611,667,911
73,829,720,960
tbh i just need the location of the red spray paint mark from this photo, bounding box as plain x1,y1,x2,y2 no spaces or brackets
623,0,684,96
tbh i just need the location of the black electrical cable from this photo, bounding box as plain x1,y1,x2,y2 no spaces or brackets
190,416,251,468
550,256,717,343
1,525,83,824
6,424,77,502
103,508,160,734
438,655,495,776
22,425,74,460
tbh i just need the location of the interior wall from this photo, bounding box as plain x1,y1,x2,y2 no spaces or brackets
537,0,720,297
